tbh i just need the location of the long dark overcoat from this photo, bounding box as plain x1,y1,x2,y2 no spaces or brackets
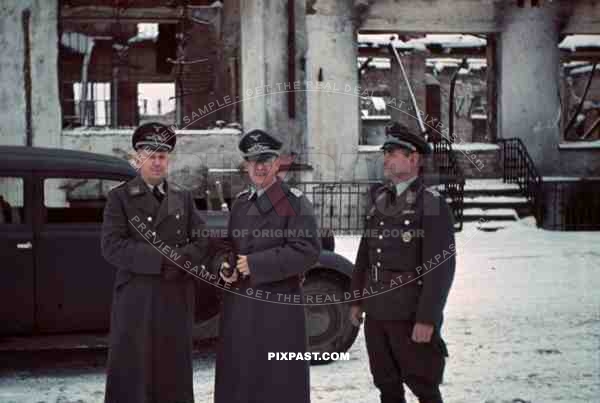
101,175,211,403
214,178,321,403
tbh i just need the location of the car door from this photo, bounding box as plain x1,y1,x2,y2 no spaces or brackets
0,173,35,335
35,173,130,333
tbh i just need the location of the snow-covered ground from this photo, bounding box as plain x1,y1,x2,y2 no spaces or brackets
1,221,599,403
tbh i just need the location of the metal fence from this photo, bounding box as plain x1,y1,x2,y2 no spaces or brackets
294,180,464,235
542,179,600,231
295,182,375,235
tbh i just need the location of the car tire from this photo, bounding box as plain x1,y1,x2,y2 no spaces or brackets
303,271,359,365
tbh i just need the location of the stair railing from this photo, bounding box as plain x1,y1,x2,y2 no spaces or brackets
497,138,544,226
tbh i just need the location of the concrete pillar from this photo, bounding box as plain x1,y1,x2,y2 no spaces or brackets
305,0,359,181
239,0,306,154
0,0,61,147
497,3,561,175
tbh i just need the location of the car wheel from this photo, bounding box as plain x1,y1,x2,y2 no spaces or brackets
303,271,359,365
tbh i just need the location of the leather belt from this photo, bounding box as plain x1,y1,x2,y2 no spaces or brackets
369,269,422,285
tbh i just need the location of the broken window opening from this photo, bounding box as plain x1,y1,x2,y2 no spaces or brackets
357,33,490,146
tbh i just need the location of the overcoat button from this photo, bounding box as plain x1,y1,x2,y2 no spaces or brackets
376,248,381,253
147,216,152,222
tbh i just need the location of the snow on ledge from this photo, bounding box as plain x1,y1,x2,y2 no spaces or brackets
62,128,242,137
359,142,499,153
453,143,499,151
558,140,600,150
559,35,600,52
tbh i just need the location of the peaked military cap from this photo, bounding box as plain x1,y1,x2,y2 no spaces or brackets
381,122,431,155
239,129,283,161
132,122,176,153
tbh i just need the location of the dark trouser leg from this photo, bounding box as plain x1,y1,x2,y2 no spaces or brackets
384,321,446,403
364,317,407,403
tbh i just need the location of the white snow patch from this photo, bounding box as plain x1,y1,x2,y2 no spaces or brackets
462,208,519,218
558,140,600,149
453,143,499,151
360,115,391,121
559,35,600,51
464,196,528,203
358,34,486,51
464,179,520,191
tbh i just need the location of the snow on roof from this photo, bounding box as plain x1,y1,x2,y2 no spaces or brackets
361,115,391,121
358,34,486,51
559,35,600,51
358,57,391,70
426,58,487,74
371,97,387,111
568,64,600,76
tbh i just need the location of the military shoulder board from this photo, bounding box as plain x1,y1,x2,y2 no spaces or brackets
289,188,303,198
109,181,127,192
128,183,144,196
236,189,250,199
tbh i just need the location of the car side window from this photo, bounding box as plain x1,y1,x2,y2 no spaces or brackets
0,177,25,225
44,178,124,224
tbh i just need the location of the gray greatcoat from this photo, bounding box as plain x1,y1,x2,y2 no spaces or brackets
101,175,211,403
213,178,321,403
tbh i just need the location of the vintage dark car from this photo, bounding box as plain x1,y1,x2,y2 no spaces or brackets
0,146,358,362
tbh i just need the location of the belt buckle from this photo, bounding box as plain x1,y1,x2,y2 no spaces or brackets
371,264,379,283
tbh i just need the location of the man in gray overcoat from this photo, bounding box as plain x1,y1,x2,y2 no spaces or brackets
213,129,321,403
101,122,212,403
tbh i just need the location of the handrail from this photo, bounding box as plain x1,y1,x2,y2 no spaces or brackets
432,137,465,231
497,138,544,226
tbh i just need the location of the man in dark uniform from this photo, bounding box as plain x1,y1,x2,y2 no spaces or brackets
101,122,212,403
213,129,321,403
350,123,456,403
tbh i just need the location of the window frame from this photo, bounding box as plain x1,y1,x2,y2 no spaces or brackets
39,172,132,228
0,172,32,229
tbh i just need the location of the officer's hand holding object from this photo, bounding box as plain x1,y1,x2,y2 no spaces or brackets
236,255,250,277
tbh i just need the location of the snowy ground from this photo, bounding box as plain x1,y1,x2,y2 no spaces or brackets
1,220,599,403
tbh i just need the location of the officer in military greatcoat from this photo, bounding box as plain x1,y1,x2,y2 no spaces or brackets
213,129,321,403
101,122,212,403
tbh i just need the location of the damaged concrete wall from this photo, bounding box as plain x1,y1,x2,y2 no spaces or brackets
0,0,61,147
61,128,243,190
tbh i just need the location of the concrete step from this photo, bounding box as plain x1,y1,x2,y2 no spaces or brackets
463,179,523,198
462,207,520,222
